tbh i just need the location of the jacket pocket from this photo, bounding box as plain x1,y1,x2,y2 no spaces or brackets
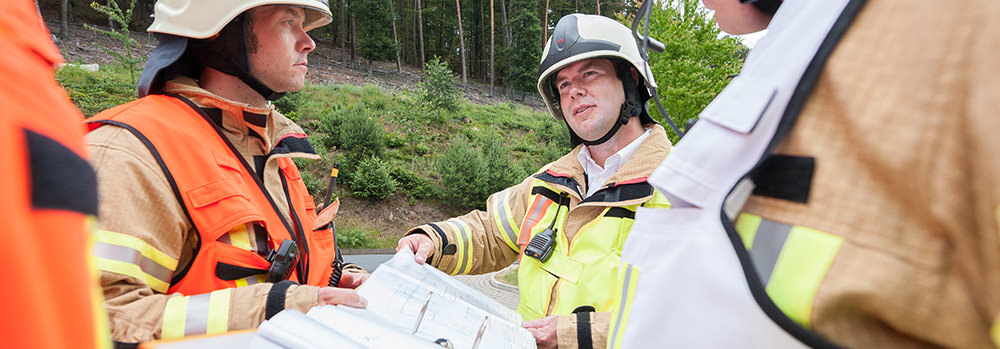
186,178,266,241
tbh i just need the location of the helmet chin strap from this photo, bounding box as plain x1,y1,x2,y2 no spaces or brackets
193,13,286,102
576,62,644,147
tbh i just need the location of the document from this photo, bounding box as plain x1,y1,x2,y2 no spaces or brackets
254,248,536,348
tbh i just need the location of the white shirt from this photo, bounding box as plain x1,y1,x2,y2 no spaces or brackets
578,128,652,198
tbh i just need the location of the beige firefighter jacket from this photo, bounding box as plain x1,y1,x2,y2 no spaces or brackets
738,0,1000,346
406,124,671,348
87,78,323,343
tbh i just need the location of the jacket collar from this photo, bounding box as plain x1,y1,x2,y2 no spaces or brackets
163,77,317,160
540,124,671,201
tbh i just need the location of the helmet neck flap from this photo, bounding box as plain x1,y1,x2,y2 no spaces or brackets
190,13,286,101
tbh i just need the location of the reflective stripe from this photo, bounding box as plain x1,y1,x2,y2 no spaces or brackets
93,230,178,269
161,289,233,339
736,213,843,329
444,220,473,275
492,189,520,250
226,224,253,251
749,219,791,284
520,195,553,244
608,263,637,349
992,313,1000,347
162,296,188,339
93,230,178,293
767,225,841,329
234,274,266,287
93,242,174,292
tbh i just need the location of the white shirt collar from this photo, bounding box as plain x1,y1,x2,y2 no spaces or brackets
578,127,652,197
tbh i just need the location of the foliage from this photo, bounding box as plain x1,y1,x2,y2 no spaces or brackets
354,0,399,62
273,91,305,121
416,57,462,118
503,0,542,91
56,63,136,116
86,0,143,84
640,0,747,141
436,135,489,209
480,135,527,196
339,107,388,165
349,156,399,200
335,224,374,249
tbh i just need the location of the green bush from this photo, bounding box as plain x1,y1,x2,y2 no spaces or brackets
480,136,528,195
437,136,489,210
335,225,374,249
340,108,387,163
349,156,398,200
273,91,304,121
416,57,461,119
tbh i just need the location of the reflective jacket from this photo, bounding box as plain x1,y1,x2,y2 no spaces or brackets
407,124,671,348
87,79,332,343
1,1,109,347
89,95,337,295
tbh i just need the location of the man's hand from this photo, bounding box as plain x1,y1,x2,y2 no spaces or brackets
337,269,369,289
523,315,558,349
396,233,434,264
316,287,367,308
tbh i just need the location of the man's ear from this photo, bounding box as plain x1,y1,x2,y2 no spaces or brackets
630,67,639,85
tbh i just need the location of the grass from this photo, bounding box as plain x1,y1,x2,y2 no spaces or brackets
495,265,519,287
58,63,566,249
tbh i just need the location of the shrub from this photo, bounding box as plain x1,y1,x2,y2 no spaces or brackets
273,91,304,121
416,57,461,119
339,108,387,164
349,156,398,200
57,64,135,117
436,136,489,210
335,225,373,249
480,136,528,194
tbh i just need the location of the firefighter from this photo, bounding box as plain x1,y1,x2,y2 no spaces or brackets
0,1,110,347
87,0,367,344
397,14,672,349
611,0,1000,347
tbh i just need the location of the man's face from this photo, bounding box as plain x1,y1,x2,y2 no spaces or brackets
555,58,626,142
248,5,315,93
701,0,772,35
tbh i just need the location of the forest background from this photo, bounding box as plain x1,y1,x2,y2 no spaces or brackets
38,0,748,249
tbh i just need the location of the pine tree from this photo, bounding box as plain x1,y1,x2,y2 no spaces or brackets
503,0,541,91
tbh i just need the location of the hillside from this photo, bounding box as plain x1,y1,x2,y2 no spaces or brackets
47,18,560,249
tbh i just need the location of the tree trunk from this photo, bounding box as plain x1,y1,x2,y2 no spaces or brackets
107,0,114,29
456,0,468,94
60,0,70,40
389,0,401,72
596,0,600,15
350,12,357,63
416,0,425,68
500,0,510,46
490,0,495,96
411,0,418,65
544,0,549,40
340,0,346,61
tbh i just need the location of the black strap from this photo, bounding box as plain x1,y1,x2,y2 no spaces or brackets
750,154,815,203
426,223,457,255
265,280,296,320
573,305,596,349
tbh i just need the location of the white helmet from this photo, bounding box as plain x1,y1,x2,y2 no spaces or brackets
536,13,658,146
537,13,657,121
147,0,332,39
138,0,331,99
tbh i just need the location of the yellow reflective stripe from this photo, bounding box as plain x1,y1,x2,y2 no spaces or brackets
443,220,473,275
94,230,178,270
86,217,112,349
228,224,253,251
162,295,189,339
492,189,520,251
93,258,170,292
766,224,843,329
735,213,762,250
234,274,266,288
161,289,233,339
206,289,232,334
608,263,639,349
992,312,1000,347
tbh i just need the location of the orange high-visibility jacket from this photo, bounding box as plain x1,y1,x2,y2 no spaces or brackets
88,95,337,294
1,0,109,347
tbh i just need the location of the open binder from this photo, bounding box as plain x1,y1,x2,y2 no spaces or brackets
252,248,536,348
